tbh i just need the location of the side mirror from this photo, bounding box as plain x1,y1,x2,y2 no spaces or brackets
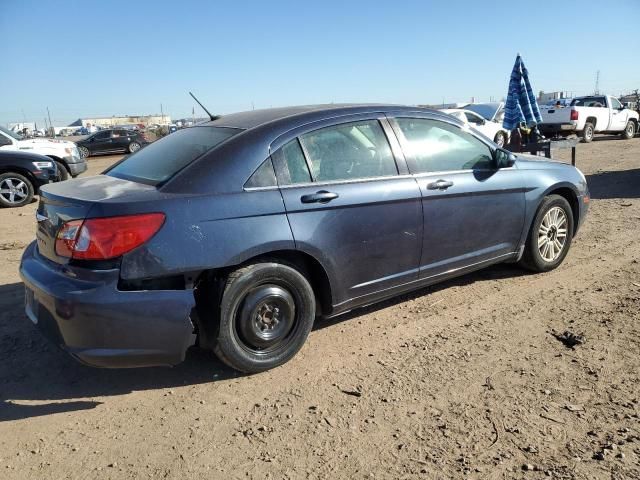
494,148,516,168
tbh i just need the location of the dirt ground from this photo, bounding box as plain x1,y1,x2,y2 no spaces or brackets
1,136,639,480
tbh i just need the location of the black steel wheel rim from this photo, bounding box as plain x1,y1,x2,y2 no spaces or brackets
235,283,297,354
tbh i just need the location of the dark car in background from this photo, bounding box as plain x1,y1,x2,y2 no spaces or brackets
76,129,149,158
20,104,589,373
0,150,58,208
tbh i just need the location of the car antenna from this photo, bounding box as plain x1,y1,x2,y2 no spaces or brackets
189,92,220,121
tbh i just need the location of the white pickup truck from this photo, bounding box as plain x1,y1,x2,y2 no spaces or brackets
0,126,87,179
539,95,638,142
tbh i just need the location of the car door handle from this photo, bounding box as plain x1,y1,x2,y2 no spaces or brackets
427,179,454,190
300,191,339,204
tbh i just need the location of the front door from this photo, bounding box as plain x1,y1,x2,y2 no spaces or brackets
390,115,526,279
273,118,423,308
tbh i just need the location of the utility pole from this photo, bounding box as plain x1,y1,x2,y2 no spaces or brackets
160,103,164,124
47,107,53,137
594,70,600,95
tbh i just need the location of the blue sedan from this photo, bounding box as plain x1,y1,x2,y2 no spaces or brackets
19,104,589,373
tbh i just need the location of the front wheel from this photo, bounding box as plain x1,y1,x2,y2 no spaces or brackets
519,195,574,272
0,172,34,208
493,131,507,147
622,121,635,140
128,142,141,153
78,146,90,159
212,262,316,373
54,161,69,181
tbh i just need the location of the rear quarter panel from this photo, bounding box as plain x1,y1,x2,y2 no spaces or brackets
87,189,295,280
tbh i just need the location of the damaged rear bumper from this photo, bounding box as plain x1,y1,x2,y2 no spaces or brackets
19,241,196,368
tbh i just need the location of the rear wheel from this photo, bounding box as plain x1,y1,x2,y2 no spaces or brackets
212,262,316,373
622,120,635,140
128,142,141,153
493,131,507,147
519,195,574,272
581,122,594,143
0,172,34,208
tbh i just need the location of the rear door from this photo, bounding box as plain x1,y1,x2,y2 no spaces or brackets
273,116,423,307
389,114,525,280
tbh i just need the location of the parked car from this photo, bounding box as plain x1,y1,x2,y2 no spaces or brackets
20,104,589,373
0,125,86,181
440,108,509,146
75,129,150,157
0,150,58,208
539,95,638,142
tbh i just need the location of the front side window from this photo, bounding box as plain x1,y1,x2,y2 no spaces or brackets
395,118,494,173
610,97,622,109
299,120,397,182
107,126,240,185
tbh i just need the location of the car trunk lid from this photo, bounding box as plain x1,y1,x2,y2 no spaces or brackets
35,175,157,264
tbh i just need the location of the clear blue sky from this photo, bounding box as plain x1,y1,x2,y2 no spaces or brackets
1,0,639,126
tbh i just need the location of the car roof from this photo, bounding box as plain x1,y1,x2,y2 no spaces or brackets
204,104,439,130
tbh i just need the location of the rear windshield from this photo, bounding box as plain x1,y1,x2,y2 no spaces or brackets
107,126,241,185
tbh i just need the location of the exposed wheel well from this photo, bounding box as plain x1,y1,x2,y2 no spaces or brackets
548,187,579,235
192,250,333,348
585,117,597,129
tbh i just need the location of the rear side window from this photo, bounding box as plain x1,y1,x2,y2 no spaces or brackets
107,126,240,185
299,120,397,182
395,118,494,173
273,139,312,185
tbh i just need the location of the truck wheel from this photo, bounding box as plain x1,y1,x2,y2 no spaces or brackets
519,195,574,273
0,172,34,208
493,131,507,147
581,123,594,143
212,262,316,373
622,121,635,140
54,161,69,181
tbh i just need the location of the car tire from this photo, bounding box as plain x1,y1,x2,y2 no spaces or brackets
54,161,69,181
493,131,507,147
78,146,90,159
621,121,635,140
581,123,594,143
128,142,141,153
519,194,574,273
0,172,34,208
213,262,316,373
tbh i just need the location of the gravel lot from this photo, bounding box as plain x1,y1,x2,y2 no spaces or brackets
1,138,639,480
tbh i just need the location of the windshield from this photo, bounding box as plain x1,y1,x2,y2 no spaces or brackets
107,126,241,185
0,125,23,141
464,103,500,121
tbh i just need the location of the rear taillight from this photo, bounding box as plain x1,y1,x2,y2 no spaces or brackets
570,109,579,121
55,213,165,260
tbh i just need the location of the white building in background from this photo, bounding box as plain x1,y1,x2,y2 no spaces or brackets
68,114,171,128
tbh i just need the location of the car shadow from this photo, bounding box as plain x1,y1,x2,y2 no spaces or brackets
0,263,526,422
585,168,640,199
0,282,239,422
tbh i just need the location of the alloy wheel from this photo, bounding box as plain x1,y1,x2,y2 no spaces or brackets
0,177,29,205
538,206,568,262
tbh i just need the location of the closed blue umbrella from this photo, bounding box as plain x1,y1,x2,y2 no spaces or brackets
503,54,542,131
